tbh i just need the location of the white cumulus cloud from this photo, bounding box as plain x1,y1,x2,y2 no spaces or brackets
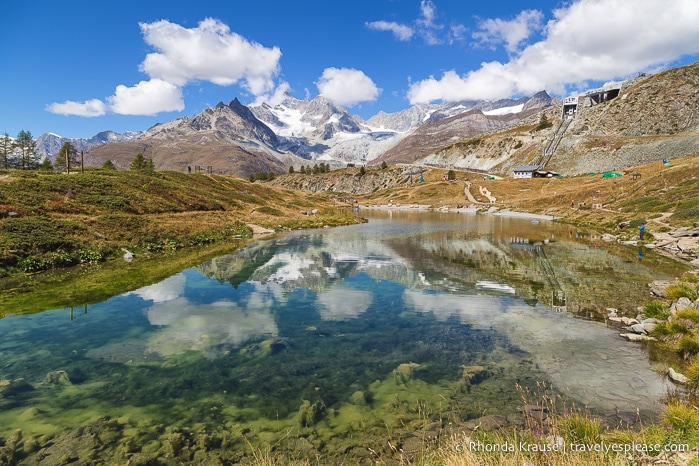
408,0,699,104
139,18,281,95
473,9,544,53
316,68,381,107
47,17,282,118
107,79,184,116
46,99,107,117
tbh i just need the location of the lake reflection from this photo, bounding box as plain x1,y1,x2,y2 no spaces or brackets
0,211,686,461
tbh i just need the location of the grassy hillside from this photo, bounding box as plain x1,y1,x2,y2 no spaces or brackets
352,154,699,230
0,169,361,277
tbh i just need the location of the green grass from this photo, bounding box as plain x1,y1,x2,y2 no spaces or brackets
0,240,250,316
0,170,361,277
643,299,671,320
619,196,672,212
665,282,698,301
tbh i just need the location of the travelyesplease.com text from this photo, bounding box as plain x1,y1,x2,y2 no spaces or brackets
455,440,690,454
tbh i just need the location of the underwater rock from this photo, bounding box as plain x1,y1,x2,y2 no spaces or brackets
244,343,262,357
298,399,326,427
286,437,317,455
18,407,42,422
0,378,34,397
400,436,424,456
86,340,156,363
349,390,367,406
44,370,72,386
460,365,486,382
22,436,40,454
28,417,117,465
0,429,22,465
163,431,189,456
463,414,510,431
393,362,420,385
270,338,293,354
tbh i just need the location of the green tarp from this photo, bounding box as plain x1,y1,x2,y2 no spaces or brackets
602,172,622,178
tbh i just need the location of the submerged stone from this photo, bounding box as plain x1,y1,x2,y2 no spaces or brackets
393,362,420,385
349,390,367,406
44,370,72,386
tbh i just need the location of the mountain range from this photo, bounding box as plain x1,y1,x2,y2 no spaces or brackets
35,60,699,179
39,91,553,177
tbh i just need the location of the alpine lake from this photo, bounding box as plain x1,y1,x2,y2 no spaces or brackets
0,210,689,463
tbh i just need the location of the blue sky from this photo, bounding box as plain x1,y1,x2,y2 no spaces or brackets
2,0,698,139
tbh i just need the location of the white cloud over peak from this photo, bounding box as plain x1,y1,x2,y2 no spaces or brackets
46,99,108,117
473,9,544,53
316,68,381,107
408,0,699,104
139,18,281,95
107,79,184,116
48,18,282,118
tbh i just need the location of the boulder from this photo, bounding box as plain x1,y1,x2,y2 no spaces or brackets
620,333,657,342
121,248,134,262
670,297,693,315
628,324,648,335
667,368,690,385
649,280,673,298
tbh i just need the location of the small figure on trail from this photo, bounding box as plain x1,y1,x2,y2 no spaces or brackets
639,223,645,241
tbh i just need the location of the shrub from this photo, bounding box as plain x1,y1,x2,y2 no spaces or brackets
666,282,698,301
677,336,699,358
663,402,699,435
643,300,670,320
650,321,691,337
676,309,699,324
560,413,602,444
686,360,699,384
256,206,283,216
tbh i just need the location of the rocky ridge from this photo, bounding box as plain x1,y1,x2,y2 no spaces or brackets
416,62,699,177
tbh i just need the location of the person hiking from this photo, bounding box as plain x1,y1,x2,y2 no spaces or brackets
639,223,645,241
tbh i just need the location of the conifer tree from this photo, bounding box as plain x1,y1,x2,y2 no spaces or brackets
54,141,78,173
15,130,38,170
130,153,147,171
39,158,53,171
0,132,12,170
